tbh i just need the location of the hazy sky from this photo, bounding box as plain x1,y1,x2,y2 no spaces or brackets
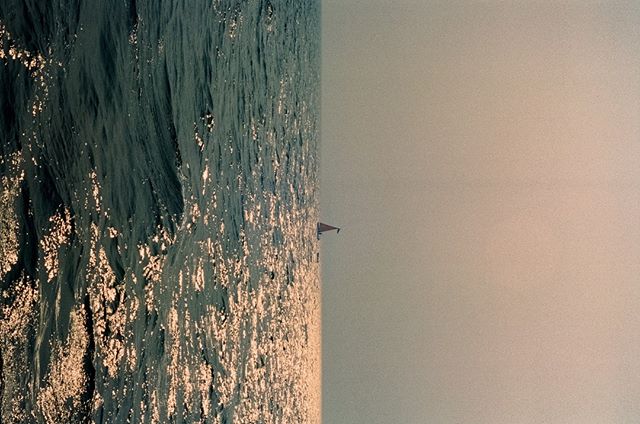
320,1,640,423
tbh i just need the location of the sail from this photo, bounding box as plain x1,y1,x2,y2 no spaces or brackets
317,222,340,235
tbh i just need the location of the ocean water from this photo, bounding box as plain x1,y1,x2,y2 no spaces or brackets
0,1,320,423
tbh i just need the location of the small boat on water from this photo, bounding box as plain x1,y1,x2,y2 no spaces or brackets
317,222,340,239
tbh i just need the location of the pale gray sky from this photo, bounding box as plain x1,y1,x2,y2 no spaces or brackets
320,1,640,423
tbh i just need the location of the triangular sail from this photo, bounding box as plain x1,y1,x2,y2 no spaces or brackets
317,222,340,236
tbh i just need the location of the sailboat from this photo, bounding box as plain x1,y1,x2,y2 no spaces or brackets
317,222,340,239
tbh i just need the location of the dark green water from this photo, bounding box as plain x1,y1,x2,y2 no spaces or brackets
0,1,321,422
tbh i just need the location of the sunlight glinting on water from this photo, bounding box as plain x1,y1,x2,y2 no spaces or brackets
0,1,320,422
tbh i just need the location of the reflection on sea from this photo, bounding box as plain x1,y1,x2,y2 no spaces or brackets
0,1,320,422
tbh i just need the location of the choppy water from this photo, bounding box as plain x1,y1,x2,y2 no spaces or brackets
0,1,320,422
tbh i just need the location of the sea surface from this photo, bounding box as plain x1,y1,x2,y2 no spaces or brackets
0,1,321,422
